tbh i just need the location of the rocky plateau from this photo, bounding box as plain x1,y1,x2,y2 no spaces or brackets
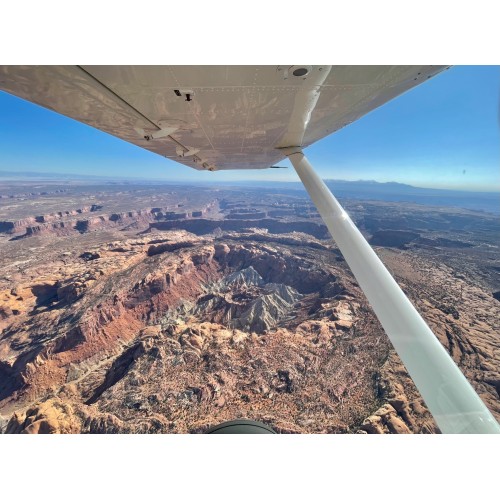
0,182,498,434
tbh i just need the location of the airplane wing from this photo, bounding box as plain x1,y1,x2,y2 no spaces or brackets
0,65,447,171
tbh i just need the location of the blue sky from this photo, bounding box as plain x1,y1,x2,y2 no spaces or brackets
0,65,498,191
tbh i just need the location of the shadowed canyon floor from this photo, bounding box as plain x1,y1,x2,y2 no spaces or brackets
0,182,499,433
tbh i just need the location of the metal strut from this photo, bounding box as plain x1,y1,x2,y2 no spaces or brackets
283,147,500,434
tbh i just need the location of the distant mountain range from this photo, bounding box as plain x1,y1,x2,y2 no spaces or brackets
327,179,435,193
323,179,500,214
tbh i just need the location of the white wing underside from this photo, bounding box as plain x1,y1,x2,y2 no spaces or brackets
0,65,447,171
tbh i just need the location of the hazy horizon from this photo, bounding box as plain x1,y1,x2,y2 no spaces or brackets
1,168,499,194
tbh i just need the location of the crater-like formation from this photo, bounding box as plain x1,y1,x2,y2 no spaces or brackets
1,226,499,434
0,231,421,434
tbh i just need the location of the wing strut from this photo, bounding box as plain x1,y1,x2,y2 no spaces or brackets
283,146,500,434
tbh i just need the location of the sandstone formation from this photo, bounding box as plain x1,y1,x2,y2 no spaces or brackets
1,227,498,434
1,201,218,239
1,182,499,434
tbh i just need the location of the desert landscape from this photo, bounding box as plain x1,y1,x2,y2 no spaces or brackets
0,179,499,433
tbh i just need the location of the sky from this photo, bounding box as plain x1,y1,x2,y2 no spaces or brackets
0,65,498,191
